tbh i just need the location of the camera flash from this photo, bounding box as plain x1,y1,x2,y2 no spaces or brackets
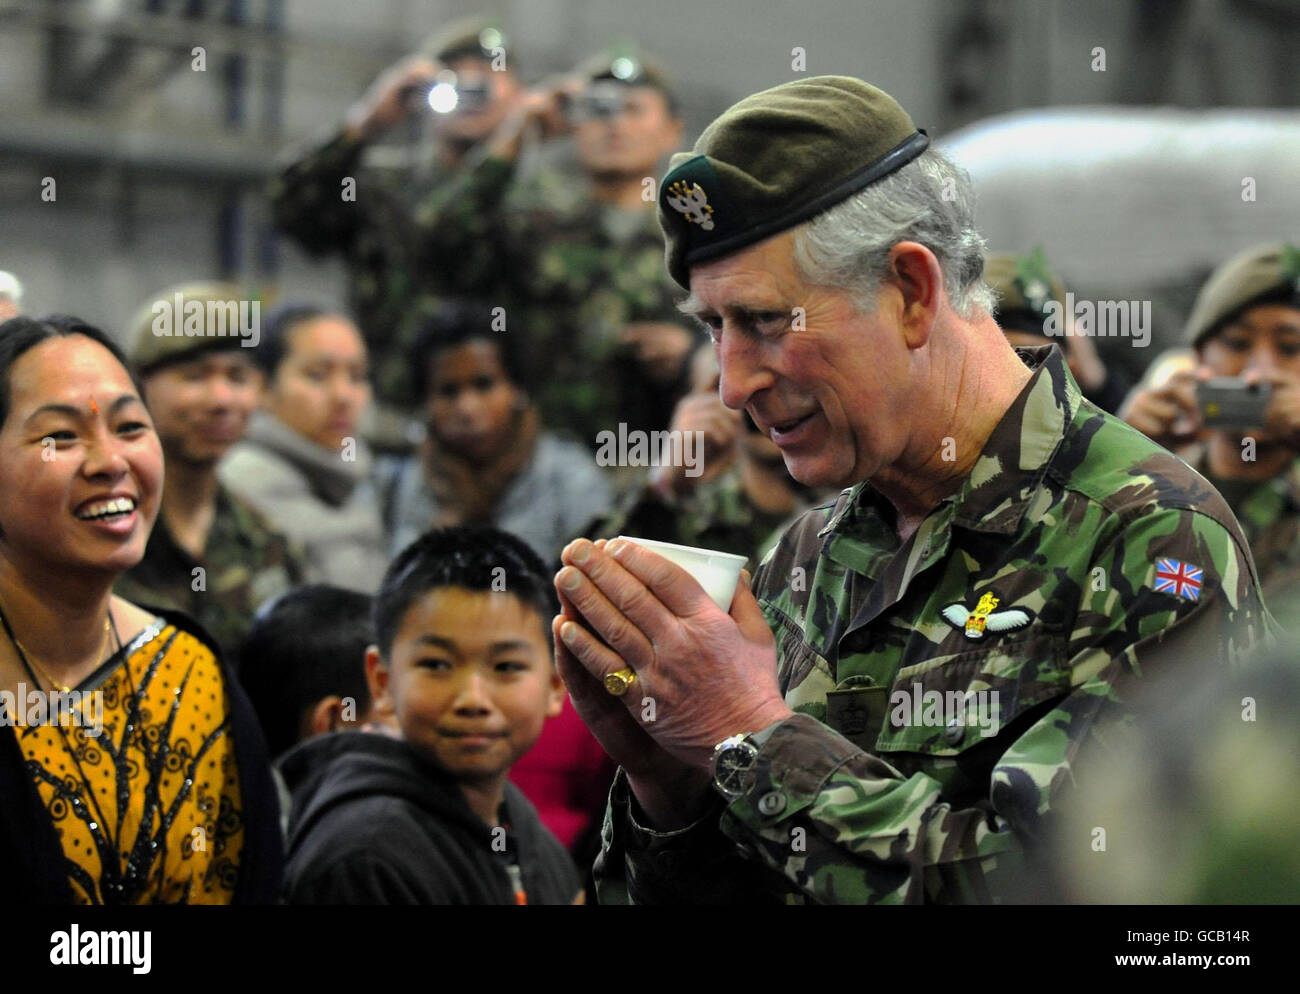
428,82,458,114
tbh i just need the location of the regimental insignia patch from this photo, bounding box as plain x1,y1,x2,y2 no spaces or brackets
942,591,1033,641
1152,558,1202,601
665,180,716,230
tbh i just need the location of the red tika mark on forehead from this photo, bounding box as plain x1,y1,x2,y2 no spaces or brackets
89,396,99,415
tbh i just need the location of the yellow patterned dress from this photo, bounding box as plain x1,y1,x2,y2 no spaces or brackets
9,618,245,904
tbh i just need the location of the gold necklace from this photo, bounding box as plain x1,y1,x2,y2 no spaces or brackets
10,616,112,695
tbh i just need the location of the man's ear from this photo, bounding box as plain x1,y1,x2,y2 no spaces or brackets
546,661,566,719
365,645,392,712
888,241,943,350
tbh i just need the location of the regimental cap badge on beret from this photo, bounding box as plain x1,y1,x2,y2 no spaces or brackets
665,179,715,231
658,76,929,289
1015,247,1054,316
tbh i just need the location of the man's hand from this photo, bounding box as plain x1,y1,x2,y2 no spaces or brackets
345,55,442,141
1119,370,1202,449
552,543,713,828
1249,369,1300,451
554,537,792,776
486,78,580,161
648,388,740,499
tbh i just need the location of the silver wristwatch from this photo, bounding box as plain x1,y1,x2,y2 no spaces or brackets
710,732,759,800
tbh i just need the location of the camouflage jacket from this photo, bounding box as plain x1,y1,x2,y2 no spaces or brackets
268,128,452,409
594,345,1274,904
115,485,303,667
411,152,693,445
585,464,805,568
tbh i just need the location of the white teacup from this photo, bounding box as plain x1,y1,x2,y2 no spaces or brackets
613,536,748,611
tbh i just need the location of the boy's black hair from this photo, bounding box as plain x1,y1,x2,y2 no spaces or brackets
373,525,558,660
253,302,335,378
410,300,525,402
239,584,374,758
0,314,145,427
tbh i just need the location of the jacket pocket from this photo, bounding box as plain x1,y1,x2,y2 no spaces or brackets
874,636,1067,757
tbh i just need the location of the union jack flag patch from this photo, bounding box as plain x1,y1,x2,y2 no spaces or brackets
1153,558,1203,601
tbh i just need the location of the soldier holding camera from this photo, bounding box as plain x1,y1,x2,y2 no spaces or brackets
1122,242,1300,616
269,18,524,433
411,49,694,449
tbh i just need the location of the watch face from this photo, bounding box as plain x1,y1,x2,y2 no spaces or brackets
715,743,755,796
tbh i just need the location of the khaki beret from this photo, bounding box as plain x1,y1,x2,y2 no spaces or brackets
1185,242,1300,348
572,48,675,103
658,76,928,289
420,16,507,64
127,282,258,374
985,248,1068,332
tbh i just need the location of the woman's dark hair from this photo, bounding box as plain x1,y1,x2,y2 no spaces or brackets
0,314,144,427
253,302,340,378
239,584,375,759
373,525,557,660
410,300,524,401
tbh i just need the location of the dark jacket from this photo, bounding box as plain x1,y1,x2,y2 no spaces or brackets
281,731,581,905
0,606,284,904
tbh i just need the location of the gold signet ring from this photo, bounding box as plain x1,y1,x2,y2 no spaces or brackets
603,667,637,696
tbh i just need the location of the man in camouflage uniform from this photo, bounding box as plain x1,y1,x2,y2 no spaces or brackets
268,18,523,422
1123,243,1300,628
549,77,1273,904
411,49,694,446
115,283,301,666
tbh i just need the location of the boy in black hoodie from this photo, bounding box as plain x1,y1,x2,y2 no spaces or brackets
282,526,582,904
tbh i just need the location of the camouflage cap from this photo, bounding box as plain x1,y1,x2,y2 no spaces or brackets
986,248,1068,333
127,282,257,375
1186,242,1300,348
658,76,929,289
420,16,508,64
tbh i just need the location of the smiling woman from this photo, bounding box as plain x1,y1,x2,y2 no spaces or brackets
0,315,282,905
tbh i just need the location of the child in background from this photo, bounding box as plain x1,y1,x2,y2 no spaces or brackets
239,585,398,836
240,584,387,759
282,526,581,904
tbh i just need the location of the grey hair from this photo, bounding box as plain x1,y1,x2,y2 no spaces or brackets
790,147,995,321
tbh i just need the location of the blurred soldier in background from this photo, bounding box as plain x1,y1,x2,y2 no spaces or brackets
985,249,1129,413
413,47,695,450
1121,243,1300,625
115,283,302,663
269,17,523,444
1029,639,1300,904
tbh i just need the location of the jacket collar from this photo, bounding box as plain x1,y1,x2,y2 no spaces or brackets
244,411,371,507
950,344,1078,534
